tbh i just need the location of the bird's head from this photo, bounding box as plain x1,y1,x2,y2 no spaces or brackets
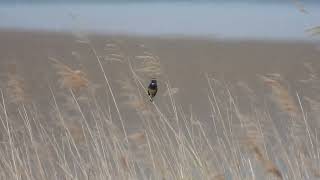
151,79,157,84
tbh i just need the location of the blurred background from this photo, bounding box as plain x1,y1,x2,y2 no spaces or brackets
0,0,319,41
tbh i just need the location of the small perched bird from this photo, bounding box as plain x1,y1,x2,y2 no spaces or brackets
148,79,158,102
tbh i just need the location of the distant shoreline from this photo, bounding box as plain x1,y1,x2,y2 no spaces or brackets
1,27,319,44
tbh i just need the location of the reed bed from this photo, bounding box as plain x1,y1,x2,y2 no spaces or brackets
0,36,319,180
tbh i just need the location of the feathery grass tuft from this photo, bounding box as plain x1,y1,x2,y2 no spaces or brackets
5,63,28,104
260,74,298,115
49,57,89,91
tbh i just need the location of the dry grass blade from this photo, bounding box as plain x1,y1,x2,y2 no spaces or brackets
64,122,85,144
49,57,89,91
117,77,149,114
120,155,129,171
163,87,179,96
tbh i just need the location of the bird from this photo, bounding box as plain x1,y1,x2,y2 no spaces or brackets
148,79,158,102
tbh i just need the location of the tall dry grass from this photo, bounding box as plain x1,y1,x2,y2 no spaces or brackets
0,35,320,180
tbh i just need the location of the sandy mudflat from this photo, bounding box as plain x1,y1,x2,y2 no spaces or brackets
0,29,319,130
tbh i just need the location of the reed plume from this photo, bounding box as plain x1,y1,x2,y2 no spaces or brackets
5,63,28,104
246,139,283,179
260,74,298,115
49,57,89,91
134,48,162,79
